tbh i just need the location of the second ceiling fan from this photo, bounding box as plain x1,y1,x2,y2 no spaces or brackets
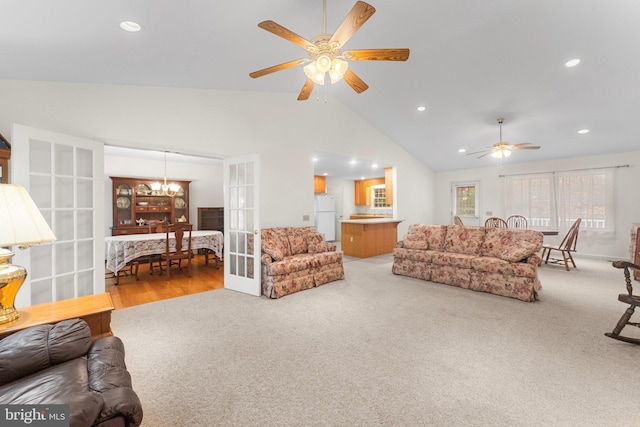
249,1,410,100
467,118,541,159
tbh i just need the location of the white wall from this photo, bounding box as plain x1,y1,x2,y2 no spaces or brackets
0,79,434,237
434,151,640,259
103,151,223,235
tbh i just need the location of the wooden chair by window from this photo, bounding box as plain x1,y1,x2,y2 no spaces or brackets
541,218,582,271
454,216,464,225
159,222,193,281
605,260,640,345
507,215,528,229
484,217,508,228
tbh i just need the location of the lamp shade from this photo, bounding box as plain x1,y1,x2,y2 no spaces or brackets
0,184,56,247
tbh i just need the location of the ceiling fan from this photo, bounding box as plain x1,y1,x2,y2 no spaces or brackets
249,0,410,100
467,118,541,159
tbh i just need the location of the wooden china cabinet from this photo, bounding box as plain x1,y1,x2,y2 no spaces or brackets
0,132,10,183
110,176,191,235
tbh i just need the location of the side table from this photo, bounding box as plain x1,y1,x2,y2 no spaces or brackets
0,293,115,340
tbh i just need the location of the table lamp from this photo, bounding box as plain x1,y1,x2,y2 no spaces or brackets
0,184,56,324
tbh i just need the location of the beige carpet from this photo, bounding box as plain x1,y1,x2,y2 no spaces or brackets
111,255,640,426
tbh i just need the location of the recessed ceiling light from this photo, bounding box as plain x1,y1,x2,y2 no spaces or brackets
120,21,142,32
417,106,426,112
349,160,357,165
565,58,581,67
578,129,590,134
312,157,318,162
372,163,379,168
323,172,328,176
458,148,466,153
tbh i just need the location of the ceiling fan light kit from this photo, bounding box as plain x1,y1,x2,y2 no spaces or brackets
466,118,541,161
249,0,410,100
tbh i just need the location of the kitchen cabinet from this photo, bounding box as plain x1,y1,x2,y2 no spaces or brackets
341,219,403,258
354,177,385,206
314,175,327,194
384,167,393,206
110,176,191,235
198,207,224,233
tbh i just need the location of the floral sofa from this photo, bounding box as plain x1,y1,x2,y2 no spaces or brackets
261,226,344,298
392,224,544,301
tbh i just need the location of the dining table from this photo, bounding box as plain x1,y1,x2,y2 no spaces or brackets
105,230,223,284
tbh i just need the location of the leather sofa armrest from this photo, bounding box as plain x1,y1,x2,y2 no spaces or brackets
88,336,143,427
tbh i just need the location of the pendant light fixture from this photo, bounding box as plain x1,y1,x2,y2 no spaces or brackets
151,151,181,196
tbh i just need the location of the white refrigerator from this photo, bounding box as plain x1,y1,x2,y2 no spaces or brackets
315,195,336,241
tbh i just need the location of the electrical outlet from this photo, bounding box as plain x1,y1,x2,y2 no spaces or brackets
350,236,353,242
303,215,310,221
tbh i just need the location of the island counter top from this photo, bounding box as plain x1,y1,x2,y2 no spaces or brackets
340,219,404,258
340,218,404,225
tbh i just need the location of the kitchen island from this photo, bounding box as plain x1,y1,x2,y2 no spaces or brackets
340,219,404,258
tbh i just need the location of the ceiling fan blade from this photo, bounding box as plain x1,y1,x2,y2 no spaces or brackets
249,59,308,79
476,152,494,159
510,143,541,150
343,69,369,93
343,48,410,61
297,79,315,101
329,1,376,48
465,149,491,156
258,20,314,51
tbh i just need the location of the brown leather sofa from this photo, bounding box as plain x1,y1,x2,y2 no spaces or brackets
0,318,143,427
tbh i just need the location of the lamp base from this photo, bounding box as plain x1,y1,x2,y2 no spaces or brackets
0,248,27,324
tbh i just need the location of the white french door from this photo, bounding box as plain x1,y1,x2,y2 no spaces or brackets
223,154,260,296
11,124,104,307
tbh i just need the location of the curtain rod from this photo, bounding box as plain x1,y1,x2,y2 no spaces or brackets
498,164,630,178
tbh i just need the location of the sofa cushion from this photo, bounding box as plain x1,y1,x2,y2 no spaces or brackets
286,227,317,255
500,241,540,263
0,319,91,386
444,225,485,255
264,254,318,276
432,252,476,269
471,257,537,278
307,232,330,253
482,228,544,258
261,228,292,258
408,224,447,251
311,251,342,266
403,233,429,250
263,247,284,261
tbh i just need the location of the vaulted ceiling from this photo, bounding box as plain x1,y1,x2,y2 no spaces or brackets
2,0,639,171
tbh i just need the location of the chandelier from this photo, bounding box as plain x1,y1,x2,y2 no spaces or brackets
151,151,181,196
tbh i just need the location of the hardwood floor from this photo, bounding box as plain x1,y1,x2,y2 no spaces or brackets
106,253,224,309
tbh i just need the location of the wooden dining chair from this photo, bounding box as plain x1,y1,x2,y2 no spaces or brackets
454,215,464,225
506,215,528,229
484,217,508,228
541,218,582,271
605,260,640,344
160,222,193,281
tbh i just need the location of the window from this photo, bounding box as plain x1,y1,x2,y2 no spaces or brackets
452,182,479,218
371,185,390,208
504,169,614,232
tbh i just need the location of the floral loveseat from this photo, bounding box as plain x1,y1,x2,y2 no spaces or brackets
261,226,344,298
392,224,544,301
